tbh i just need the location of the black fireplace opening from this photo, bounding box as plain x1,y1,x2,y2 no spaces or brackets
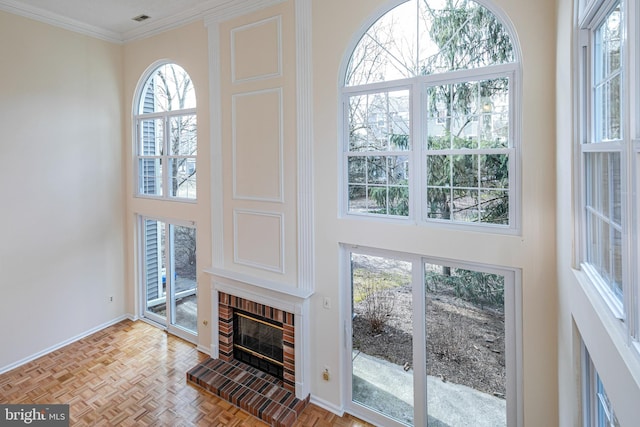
233,310,284,379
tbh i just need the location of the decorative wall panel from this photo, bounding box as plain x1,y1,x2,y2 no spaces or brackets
232,88,283,201
231,16,281,82
233,209,284,273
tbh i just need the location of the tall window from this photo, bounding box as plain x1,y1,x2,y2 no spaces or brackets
343,0,518,229
579,1,626,316
135,63,197,200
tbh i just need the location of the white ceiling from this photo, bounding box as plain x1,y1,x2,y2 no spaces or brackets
0,0,232,42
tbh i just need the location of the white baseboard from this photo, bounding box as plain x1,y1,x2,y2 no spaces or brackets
196,344,211,355
0,315,131,375
309,395,344,417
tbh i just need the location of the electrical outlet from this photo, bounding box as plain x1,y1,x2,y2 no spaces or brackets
109,296,113,303
322,367,330,381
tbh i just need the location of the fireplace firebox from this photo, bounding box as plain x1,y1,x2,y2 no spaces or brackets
233,310,284,379
217,291,296,393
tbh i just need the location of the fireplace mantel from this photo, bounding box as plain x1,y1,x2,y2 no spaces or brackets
205,268,313,400
204,267,313,306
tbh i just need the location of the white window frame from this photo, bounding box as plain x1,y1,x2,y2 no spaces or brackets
135,110,198,200
340,1,522,234
420,68,518,230
343,81,414,219
576,0,640,345
133,62,197,202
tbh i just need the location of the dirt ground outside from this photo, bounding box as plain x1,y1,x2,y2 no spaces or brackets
352,257,506,398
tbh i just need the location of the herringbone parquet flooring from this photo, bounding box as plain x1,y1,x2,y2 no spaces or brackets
0,320,373,426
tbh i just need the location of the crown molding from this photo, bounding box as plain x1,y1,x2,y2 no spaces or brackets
0,0,284,44
121,0,232,43
0,0,122,43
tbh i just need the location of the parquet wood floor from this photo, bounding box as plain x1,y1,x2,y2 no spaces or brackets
0,320,373,426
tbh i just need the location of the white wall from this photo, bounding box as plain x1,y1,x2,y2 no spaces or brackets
0,11,126,372
556,1,640,426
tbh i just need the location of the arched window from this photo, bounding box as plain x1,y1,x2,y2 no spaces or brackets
135,63,197,200
343,0,518,229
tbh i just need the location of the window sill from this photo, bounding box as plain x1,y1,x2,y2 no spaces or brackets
341,211,520,236
134,194,198,204
578,263,624,321
571,267,634,357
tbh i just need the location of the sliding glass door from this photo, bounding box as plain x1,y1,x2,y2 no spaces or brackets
141,217,197,341
344,245,520,426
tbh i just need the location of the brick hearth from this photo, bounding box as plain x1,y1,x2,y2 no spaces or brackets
187,358,309,427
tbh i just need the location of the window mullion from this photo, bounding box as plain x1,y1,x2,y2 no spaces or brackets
620,132,632,325
417,81,426,222
163,115,170,198
412,257,427,425
608,153,615,290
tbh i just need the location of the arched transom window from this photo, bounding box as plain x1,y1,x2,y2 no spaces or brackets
343,0,518,229
135,63,197,200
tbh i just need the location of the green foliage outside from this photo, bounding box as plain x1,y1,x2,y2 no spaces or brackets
425,266,504,310
423,2,512,224
369,183,410,216
421,0,514,75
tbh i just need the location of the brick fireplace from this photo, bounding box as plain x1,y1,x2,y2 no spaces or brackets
186,276,312,426
217,291,296,392
209,277,311,400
